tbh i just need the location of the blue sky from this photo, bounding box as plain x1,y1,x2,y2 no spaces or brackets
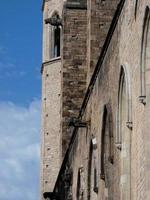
0,1,42,200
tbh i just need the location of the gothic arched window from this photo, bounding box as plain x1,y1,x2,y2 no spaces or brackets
45,11,61,59
100,105,114,199
140,7,150,104
117,66,132,200
76,168,84,200
87,140,98,200
116,66,132,148
118,69,126,146
100,105,114,178
87,142,92,200
77,170,81,200
101,106,107,180
53,26,60,57
134,0,139,19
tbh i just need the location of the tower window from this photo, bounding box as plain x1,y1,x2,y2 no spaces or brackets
45,12,61,59
53,26,60,58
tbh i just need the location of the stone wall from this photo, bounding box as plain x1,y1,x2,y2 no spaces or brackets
41,0,63,198
61,0,120,157
41,59,62,196
61,1,88,157
57,0,150,200
86,0,119,84
41,0,150,199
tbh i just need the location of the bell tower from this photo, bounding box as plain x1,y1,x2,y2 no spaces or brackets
40,0,63,199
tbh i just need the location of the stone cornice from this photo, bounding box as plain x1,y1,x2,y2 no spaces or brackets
41,57,61,74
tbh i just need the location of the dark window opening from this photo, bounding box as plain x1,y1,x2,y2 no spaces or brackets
76,171,81,200
93,167,98,193
87,142,92,200
101,105,114,180
134,0,139,19
76,169,83,200
54,27,60,58
100,108,106,180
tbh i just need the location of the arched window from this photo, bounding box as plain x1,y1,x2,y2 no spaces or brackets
45,11,61,59
117,66,132,148
76,168,84,200
118,69,126,146
140,7,150,104
117,66,132,200
53,26,60,57
76,170,81,200
134,0,139,19
87,140,98,200
87,142,92,200
100,105,114,199
101,105,114,179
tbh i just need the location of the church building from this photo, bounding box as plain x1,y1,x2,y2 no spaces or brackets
41,0,150,199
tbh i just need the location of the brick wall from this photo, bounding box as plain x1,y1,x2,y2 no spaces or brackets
55,1,150,200
86,0,119,84
41,0,63,198
61,2,88,157
41,0,150,200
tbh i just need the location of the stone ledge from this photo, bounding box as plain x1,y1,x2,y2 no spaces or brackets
41,57,61,73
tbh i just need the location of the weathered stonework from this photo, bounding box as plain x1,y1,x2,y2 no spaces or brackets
41,0,63,198
62,2,88,156
86,0,119,84
41,0,150,200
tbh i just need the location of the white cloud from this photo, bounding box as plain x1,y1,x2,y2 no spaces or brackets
0,100,41,200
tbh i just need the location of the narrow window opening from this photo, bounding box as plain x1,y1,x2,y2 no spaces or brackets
101,106,114,179
93,166,98,193
116,68,126,147
76,168,84,200
87,143,92,200
47,12,61,59
100,105,114,199
76,170,81,200
53,26,60,58
117,66,132,200
134,0,139,19
87,141,98,199
101,116,105,180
